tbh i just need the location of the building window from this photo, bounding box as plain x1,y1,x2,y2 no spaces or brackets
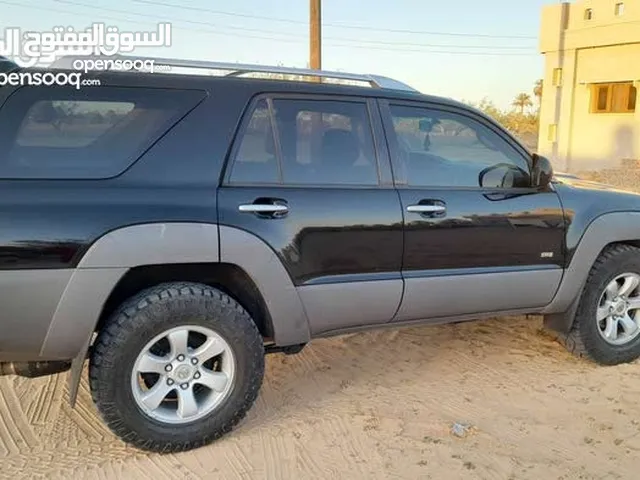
590,82,637,114
552,68,563,86
584,8,593,20
628,86,637,111
615,2,625,16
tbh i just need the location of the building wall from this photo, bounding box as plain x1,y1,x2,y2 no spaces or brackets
570,45,640,168
538,0,640,171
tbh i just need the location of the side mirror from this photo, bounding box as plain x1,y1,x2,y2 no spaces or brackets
478,163,530,188
531,154,553,188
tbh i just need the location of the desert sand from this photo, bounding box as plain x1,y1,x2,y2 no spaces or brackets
1,315,639,479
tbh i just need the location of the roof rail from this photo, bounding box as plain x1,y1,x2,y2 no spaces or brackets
49,55,419,93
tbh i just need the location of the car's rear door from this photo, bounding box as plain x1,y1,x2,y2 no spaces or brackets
218,93,404,336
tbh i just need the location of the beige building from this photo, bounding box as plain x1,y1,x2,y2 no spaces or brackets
538,0,640,171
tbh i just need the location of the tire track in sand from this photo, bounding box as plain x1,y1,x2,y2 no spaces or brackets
0,378,39,457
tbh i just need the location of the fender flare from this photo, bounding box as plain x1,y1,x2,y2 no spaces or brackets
542,211,640,331
42,222,309,406
218,225,310,346
46,222,220,406
41,222,221,360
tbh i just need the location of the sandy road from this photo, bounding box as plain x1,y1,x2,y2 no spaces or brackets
1,315,639,479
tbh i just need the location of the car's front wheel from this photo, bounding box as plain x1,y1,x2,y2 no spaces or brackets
89,282,264,453
564,244,640,365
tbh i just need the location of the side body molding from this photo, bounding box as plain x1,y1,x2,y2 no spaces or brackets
219,226,311,346
543,212,640,319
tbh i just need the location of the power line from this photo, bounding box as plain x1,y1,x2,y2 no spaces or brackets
327,43,537,55
50,0,310,39
0,0,223,36
332,39,534,50
0,0,538,56
130,0,537,40
49,0,535,51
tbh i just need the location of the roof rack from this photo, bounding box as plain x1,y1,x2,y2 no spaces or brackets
48,55,419,93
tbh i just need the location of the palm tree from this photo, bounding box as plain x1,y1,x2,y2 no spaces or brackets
533,79,543,109
512,93,533,114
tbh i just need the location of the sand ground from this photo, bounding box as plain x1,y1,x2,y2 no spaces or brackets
1,315,639,479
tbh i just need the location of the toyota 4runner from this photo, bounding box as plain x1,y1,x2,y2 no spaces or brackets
1,55,640,453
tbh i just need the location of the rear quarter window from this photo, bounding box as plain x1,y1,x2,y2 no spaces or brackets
0,86,206,179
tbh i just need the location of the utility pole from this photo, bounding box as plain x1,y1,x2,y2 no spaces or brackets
310,0,321,70
309,0,322,156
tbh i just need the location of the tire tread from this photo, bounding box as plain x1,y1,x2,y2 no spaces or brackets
89,281,264,453
560,243,640,365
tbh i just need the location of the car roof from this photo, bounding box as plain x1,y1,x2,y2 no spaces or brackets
17,52,470,109
38,66,468,107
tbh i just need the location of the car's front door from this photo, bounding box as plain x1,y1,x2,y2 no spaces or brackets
378,100,566,323
218,94,404,336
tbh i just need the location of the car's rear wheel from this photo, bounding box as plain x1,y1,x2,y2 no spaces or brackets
89,282,264,453
563,244,640,365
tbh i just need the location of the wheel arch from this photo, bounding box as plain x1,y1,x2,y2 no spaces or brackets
96,262,276,341
40,222,309,407
543,211,640,333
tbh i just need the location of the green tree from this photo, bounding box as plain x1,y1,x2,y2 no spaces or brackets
465,94,540,151
533,79,543,109
512,93,533,114
465,97,505,123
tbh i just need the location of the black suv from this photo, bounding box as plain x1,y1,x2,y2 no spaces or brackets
2,56,640,453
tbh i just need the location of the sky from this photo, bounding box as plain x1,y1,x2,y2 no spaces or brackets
0,0,551,109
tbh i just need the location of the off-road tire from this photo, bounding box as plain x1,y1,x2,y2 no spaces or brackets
89,282,264,453
562,244,640,365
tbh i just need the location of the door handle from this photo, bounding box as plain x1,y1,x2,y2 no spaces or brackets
238,204,289,214
406,205,446,213
238,199,289,219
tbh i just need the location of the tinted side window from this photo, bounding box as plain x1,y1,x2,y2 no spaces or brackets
272,99,379,186
389,105,530,188
16,100,135,147
0,86,205,179
228,99,280,184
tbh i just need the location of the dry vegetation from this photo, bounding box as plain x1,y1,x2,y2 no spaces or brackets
575,161,640,192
